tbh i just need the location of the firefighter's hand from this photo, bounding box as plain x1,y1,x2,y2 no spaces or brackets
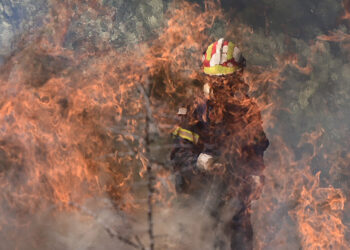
196,153,214,171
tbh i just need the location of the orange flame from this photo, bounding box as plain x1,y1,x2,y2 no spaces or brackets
0,0,349,249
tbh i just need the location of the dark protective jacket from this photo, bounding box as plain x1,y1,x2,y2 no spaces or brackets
171,77,269,200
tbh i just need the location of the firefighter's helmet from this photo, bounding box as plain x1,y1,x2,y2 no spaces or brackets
202,38,243,76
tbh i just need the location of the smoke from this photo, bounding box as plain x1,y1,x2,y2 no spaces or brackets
0,197,137,250
151,179,242,250
1,0,350,249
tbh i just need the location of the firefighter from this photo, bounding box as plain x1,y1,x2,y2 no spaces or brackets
170,38,269,249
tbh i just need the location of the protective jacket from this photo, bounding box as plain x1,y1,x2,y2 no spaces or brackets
171,77,269,199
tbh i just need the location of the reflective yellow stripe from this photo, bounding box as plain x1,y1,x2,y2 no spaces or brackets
172,127,199,144
204,65,237,75
206,43,214,61
178,129,199,144
172,127,181,139
227,42,235,60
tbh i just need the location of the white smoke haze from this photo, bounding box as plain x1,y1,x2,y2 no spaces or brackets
0,197,135,250
1,193,240,250
152,186,242,249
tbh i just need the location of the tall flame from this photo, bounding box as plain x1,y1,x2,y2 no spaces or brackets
0,0,349,249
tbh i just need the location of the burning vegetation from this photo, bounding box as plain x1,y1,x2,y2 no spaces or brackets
0,0,349,249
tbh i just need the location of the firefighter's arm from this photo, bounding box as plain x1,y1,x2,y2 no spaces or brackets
171,107,201,167
173,105,220,171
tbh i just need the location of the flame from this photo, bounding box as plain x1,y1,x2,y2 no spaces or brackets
0,0,148,233
318,30,350,43
0,1,225,247
291,171,346,249
0,0,349,249
341,0,350,21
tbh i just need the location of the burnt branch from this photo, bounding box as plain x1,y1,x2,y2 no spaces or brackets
138,83,156,250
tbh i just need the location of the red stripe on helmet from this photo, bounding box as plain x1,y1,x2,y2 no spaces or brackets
203,58,210,67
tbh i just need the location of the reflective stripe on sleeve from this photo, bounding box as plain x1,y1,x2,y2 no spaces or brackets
172,127,199,144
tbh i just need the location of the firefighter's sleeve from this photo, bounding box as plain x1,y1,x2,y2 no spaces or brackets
170,136,202,193
170,137,199,171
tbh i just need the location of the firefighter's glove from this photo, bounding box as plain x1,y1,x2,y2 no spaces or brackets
196,153,214,171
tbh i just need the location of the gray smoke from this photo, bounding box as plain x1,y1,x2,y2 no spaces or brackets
0,0,349,249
